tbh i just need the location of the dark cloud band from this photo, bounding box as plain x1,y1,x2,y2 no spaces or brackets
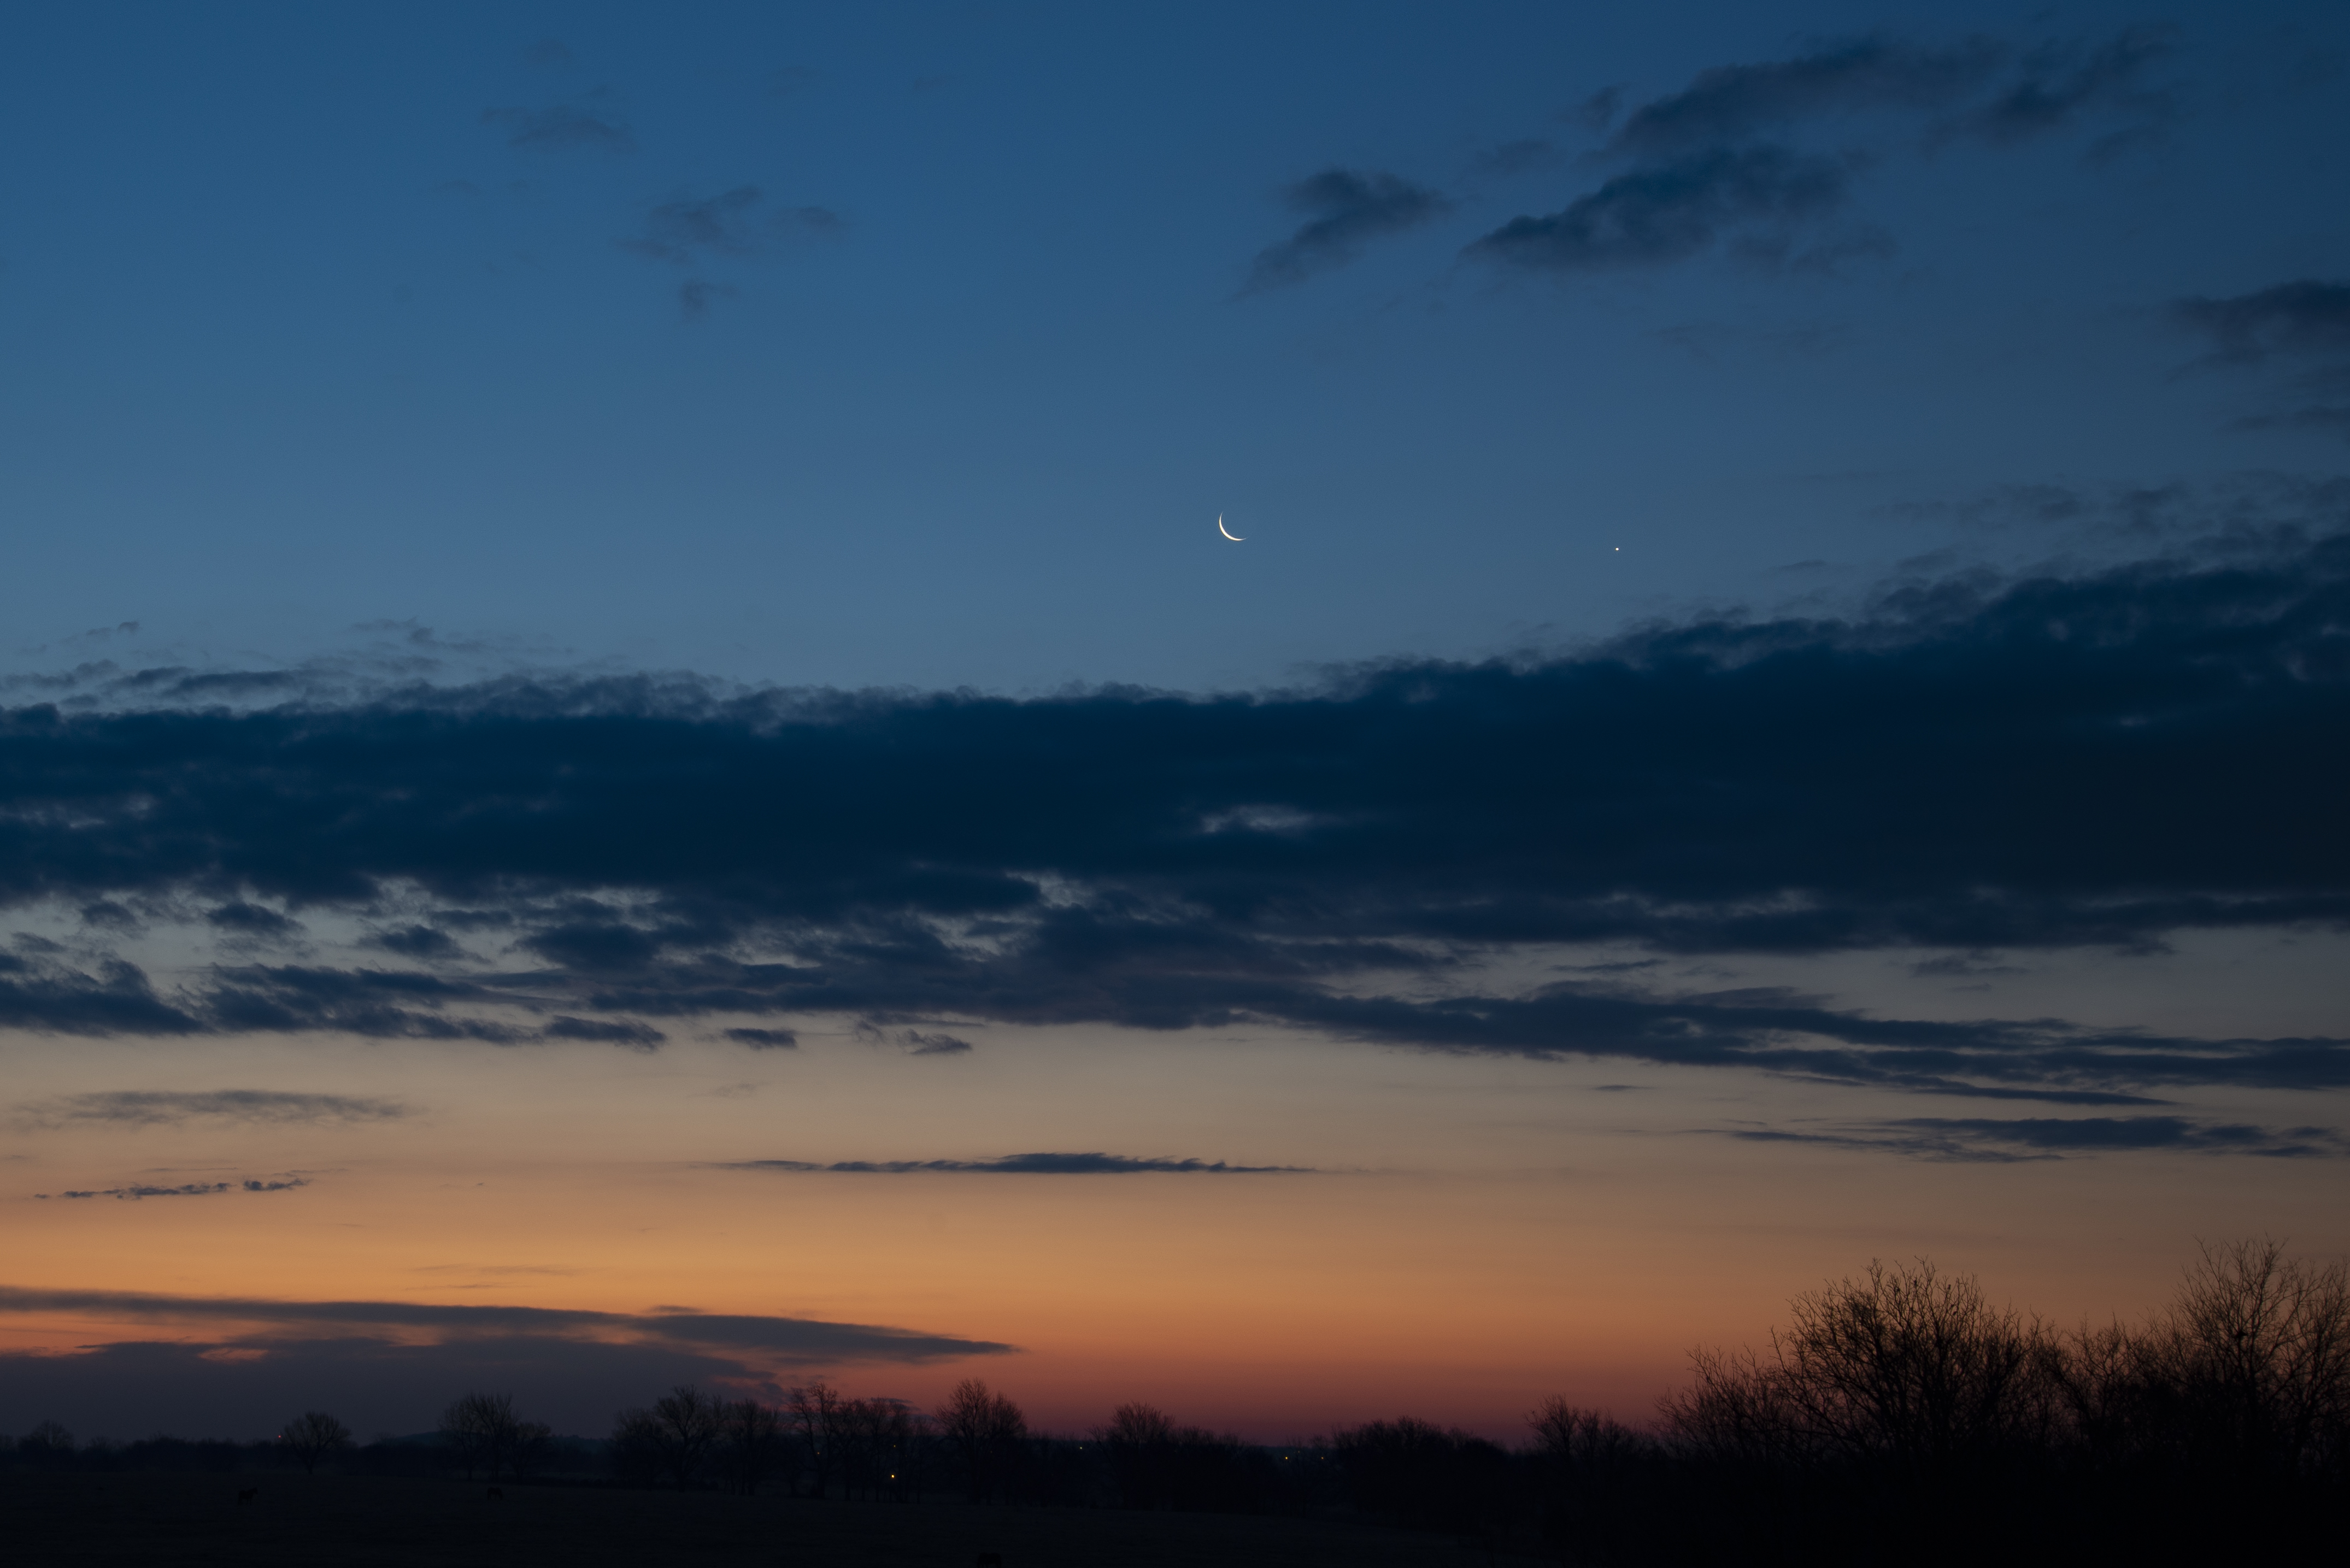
0,534,2345,1098
3,537,2340,941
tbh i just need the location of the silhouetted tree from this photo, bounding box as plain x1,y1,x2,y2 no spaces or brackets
1665,1260,2060,1487
2063,1239,2350,1503
1658,1259,2069,1563
786,1380,845,1497
1530,1398,1645,1466
1092,1402,1259,1512
1098,1401,1177,1508
720,1398,786,1495
1527,1399,1660,1564
648,1384,724,1489
835,1396,910,1500
280,1411,352,1475
609,1409,665,1487
507,1420,554,1480
935,1377,1025,1502
17,1422,74,1466
1329,1417,1511,1533
2154,1238,2349,1484
1788,1259,2060,1482
438,1392,521,1481
876,1405,935,1500
843,1398,883,1498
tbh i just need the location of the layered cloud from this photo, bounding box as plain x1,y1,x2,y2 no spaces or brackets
1470,28,2172,276
0,532,2344,1100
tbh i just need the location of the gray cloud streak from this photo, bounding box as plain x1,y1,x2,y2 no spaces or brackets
481,102,633,153
38,1176,311,1200
1719,1115,2347,1163
11,1089,411,1129
0,1286,1013,1365
715,1152,1310,1175
1243,168,1450,292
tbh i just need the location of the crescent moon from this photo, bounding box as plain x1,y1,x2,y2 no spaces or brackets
1218,515,1245,542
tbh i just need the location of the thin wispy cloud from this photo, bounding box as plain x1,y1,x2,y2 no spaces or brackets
853,1023,973,1056
10,1090,410,1129
722,1027,798,1048
480,101,633,154
1717,1116,2348,1163
677,279,738,320
1470,28,2175,276
38,1176,310,1200
544,1015,666,1048
204,901,301,939
1468,145,1848,272
2175,280,2350,363
0,1286,1012,1365
1242,168,1450,293
1961,28,2177,150
2173,279,2350,441
622,188,842,264
1601,37,2006,158
714,1152,1311,1175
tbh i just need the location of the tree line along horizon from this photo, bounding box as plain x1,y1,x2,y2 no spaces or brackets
5,1239,2345,1565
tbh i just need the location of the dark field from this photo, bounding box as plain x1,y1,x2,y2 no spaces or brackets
2,1472,1505,1567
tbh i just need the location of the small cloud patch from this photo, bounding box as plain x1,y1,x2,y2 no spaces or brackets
624,188,841,264
481,102,633,153
854,1023,974,1056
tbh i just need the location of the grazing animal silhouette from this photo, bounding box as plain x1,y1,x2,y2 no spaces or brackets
486,1487,504,1500
235,1488,258,1506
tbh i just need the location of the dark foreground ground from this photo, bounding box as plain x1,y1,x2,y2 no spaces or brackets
2,1472,1517,1567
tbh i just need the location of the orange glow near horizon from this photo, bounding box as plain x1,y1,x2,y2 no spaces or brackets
7,1020,2345,1440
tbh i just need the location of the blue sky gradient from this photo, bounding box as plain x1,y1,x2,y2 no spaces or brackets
3,1,2348,1442
4,2,2344,692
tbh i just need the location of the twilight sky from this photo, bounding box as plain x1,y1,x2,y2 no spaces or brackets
3,0,2347,1443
